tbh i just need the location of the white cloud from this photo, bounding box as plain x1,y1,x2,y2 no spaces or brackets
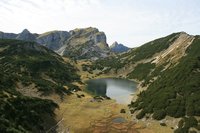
0,0,200,47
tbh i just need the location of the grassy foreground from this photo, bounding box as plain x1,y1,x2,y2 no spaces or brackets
54,60,174,133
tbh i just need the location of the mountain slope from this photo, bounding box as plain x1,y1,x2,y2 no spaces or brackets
83,32,199,132
0,39,80,95
129,35,200,133
57,27,110,59
0,27,110,59
0,29,69,51
88,32,184,75
37,30,70,51
110,41,130,53
16,29,37,42
0,32,17,39
0,39,80,132
127,32,194,83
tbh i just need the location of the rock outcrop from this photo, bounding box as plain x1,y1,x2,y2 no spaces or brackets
0,32,17,39
110,41,130,53
37,31,70,50
16,29,37,41
57,27,110,59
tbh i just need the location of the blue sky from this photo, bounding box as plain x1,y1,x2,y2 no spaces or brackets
0,0,200,47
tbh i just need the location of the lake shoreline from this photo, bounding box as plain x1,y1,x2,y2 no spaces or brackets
85,78,138,104
84,74,143,104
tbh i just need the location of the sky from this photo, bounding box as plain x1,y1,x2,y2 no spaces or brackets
0,0,200,47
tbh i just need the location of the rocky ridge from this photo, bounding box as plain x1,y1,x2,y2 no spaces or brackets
0,27,111,59
57,27,109,59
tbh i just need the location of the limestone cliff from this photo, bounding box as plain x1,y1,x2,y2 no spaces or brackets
36,31,70,50
57,27,110,59
0,27,110,59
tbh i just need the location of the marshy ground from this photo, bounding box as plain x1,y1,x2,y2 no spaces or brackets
53,59,175,133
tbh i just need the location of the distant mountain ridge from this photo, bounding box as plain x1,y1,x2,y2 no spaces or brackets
110,41,130,53
0,29,67,50
0,27,114,59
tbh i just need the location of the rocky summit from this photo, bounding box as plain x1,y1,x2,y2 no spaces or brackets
110,41,130,53
16,29,37,42
57,27,110,59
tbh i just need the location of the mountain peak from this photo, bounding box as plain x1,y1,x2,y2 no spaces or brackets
21,29,30,34
16,29,36,41
110,42,130,53
111,41,119,47
69,27,99,35
179,31,187,34
175,31,191,37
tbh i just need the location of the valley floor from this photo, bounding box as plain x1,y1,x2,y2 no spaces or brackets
54,83,175,133
53,59,176,133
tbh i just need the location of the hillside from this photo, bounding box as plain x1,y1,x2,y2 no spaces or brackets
129,35,200,133
0,39,80,132
83,32,200,132
88,32,194,77
86,32,183,75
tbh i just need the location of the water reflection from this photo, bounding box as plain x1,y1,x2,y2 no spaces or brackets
86,78,137,104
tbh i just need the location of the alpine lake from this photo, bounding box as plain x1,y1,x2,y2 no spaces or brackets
85,78,138,104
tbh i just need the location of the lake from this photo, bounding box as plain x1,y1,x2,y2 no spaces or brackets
85,78,138,104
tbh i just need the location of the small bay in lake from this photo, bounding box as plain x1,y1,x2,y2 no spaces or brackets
85,78,138,104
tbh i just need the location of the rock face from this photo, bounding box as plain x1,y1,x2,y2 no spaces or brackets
16,29,37,41
57,27,110,59
0,32,17,39
110,41,130,53
0,27,110,59
37,31,70,51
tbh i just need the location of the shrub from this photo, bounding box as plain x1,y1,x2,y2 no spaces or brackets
120,109,126,113
175,117,198,133
136,110,145,119
152,109,166,120
160,123,167,126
